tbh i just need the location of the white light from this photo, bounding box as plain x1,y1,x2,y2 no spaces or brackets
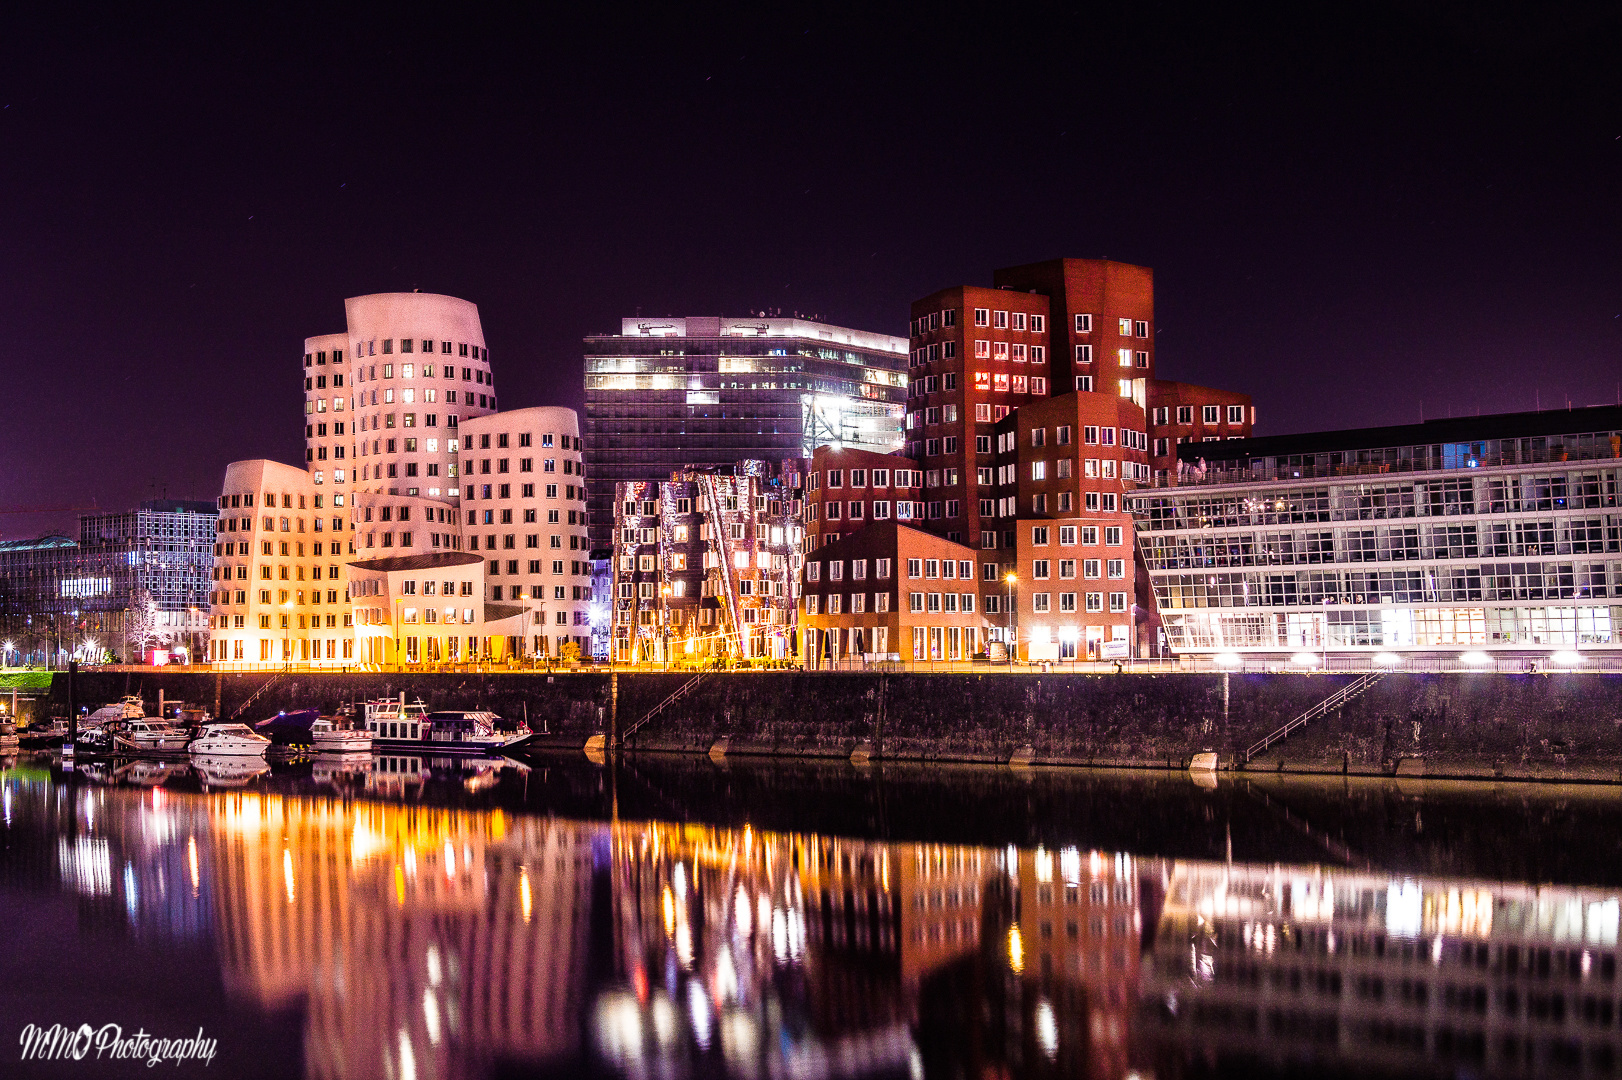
1461,651,1492,666
1290,652,1319,667
1373,652,1402,666
1035,998,1058,1060
1214,652,1242,668
1550,651,1583,667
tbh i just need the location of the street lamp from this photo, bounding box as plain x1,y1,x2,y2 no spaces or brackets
1,640,11,670
1004,572,1018,666
660,583,672,670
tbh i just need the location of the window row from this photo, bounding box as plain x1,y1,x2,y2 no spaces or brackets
1029,591,1129,614
359,339,487,360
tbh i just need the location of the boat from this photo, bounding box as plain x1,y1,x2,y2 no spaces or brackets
362,696,432,745
188,722,271,757
310,717,373,753
84,696,147,728
423,711,531,754
254,708,321,746
113,719,192,754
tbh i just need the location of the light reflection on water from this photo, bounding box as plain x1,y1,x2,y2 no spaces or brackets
4,753,1622,1079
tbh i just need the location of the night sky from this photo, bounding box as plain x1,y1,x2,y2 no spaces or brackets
3,4,1618,538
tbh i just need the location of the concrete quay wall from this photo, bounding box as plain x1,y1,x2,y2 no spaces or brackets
45,669,1622,783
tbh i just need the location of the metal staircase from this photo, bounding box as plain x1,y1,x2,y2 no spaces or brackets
1244,672,1384,762
230,672,287,719
700,477,743,646
623,673,708,745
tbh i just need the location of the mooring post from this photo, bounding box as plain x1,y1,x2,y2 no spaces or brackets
67,660,78,745
213,671,222,719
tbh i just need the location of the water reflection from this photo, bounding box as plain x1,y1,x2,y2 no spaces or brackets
5,754,1622,1078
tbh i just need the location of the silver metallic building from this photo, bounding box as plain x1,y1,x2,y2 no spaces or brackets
1129,407,1622,661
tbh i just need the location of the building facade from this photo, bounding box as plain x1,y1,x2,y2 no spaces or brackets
304,292,498,501
1130,407,1622,660
583,316,908,547
459,407,593,655
803,446,924,548
800,522,983,664
1000,393,1151,661
901,258,1253,658
611,462,803,663
0,500,216,665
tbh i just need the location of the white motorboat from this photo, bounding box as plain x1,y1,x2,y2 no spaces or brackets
84,696,146,728
310,717,373,753
423,710,530,754
188,722,271,757
113,719,192,753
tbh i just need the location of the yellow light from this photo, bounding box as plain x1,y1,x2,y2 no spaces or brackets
1008,925,1024,974
283,849,295,904
662,886,676,934
1005,573,1017,584
187,836,199,894
519,867,533,923
395,862,406,905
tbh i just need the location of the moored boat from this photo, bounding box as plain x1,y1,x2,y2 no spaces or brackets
310,717,373,753
188,722,271,757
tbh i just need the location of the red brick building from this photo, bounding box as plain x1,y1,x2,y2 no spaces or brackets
998,394,1149,660
1147,379,1255,483
804,446,923,548
800,521,982,665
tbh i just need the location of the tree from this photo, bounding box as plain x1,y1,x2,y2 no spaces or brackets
559,641,582,664
123,589,160,660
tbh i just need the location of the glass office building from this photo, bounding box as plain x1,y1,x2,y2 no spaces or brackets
583,316,907,547
1129,407,1622,660
0,499,218,663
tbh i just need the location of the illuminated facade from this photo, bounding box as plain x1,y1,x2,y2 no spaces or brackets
458,407,593,654
302,292,498,501
1130,406,1622,660
583,316,908,548
0,500,217,665
611,462,803,662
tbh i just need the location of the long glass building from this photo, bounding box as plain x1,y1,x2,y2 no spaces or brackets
1129,406,1622,663
583,316,907,547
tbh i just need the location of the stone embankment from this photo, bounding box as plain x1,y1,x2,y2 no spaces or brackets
43,669,1622,783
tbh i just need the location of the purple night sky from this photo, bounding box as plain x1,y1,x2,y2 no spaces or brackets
2,4,1618,537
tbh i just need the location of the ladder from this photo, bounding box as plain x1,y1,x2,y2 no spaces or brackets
1244,672,1384,762
623,673,707,745
230,672,287,719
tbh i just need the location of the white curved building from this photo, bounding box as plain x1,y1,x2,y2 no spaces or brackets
302,293,500,501
458,407,592,656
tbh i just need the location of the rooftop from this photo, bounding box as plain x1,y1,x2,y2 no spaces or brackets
594,316,906,354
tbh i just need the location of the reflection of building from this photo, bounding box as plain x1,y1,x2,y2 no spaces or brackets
583,316,908,548
1147,859,1622,1077
1130,406,1622,659
207,791,598,1077
0,500,216,665
611,463,804,663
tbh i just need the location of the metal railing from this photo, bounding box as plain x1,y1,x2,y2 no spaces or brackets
1245,672,1385,761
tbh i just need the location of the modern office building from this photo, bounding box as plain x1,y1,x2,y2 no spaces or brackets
302,292,499,500
459,407,593,655
583,316,908,547
0,500,216,665
1130,406,1622,661
610,461,803,663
